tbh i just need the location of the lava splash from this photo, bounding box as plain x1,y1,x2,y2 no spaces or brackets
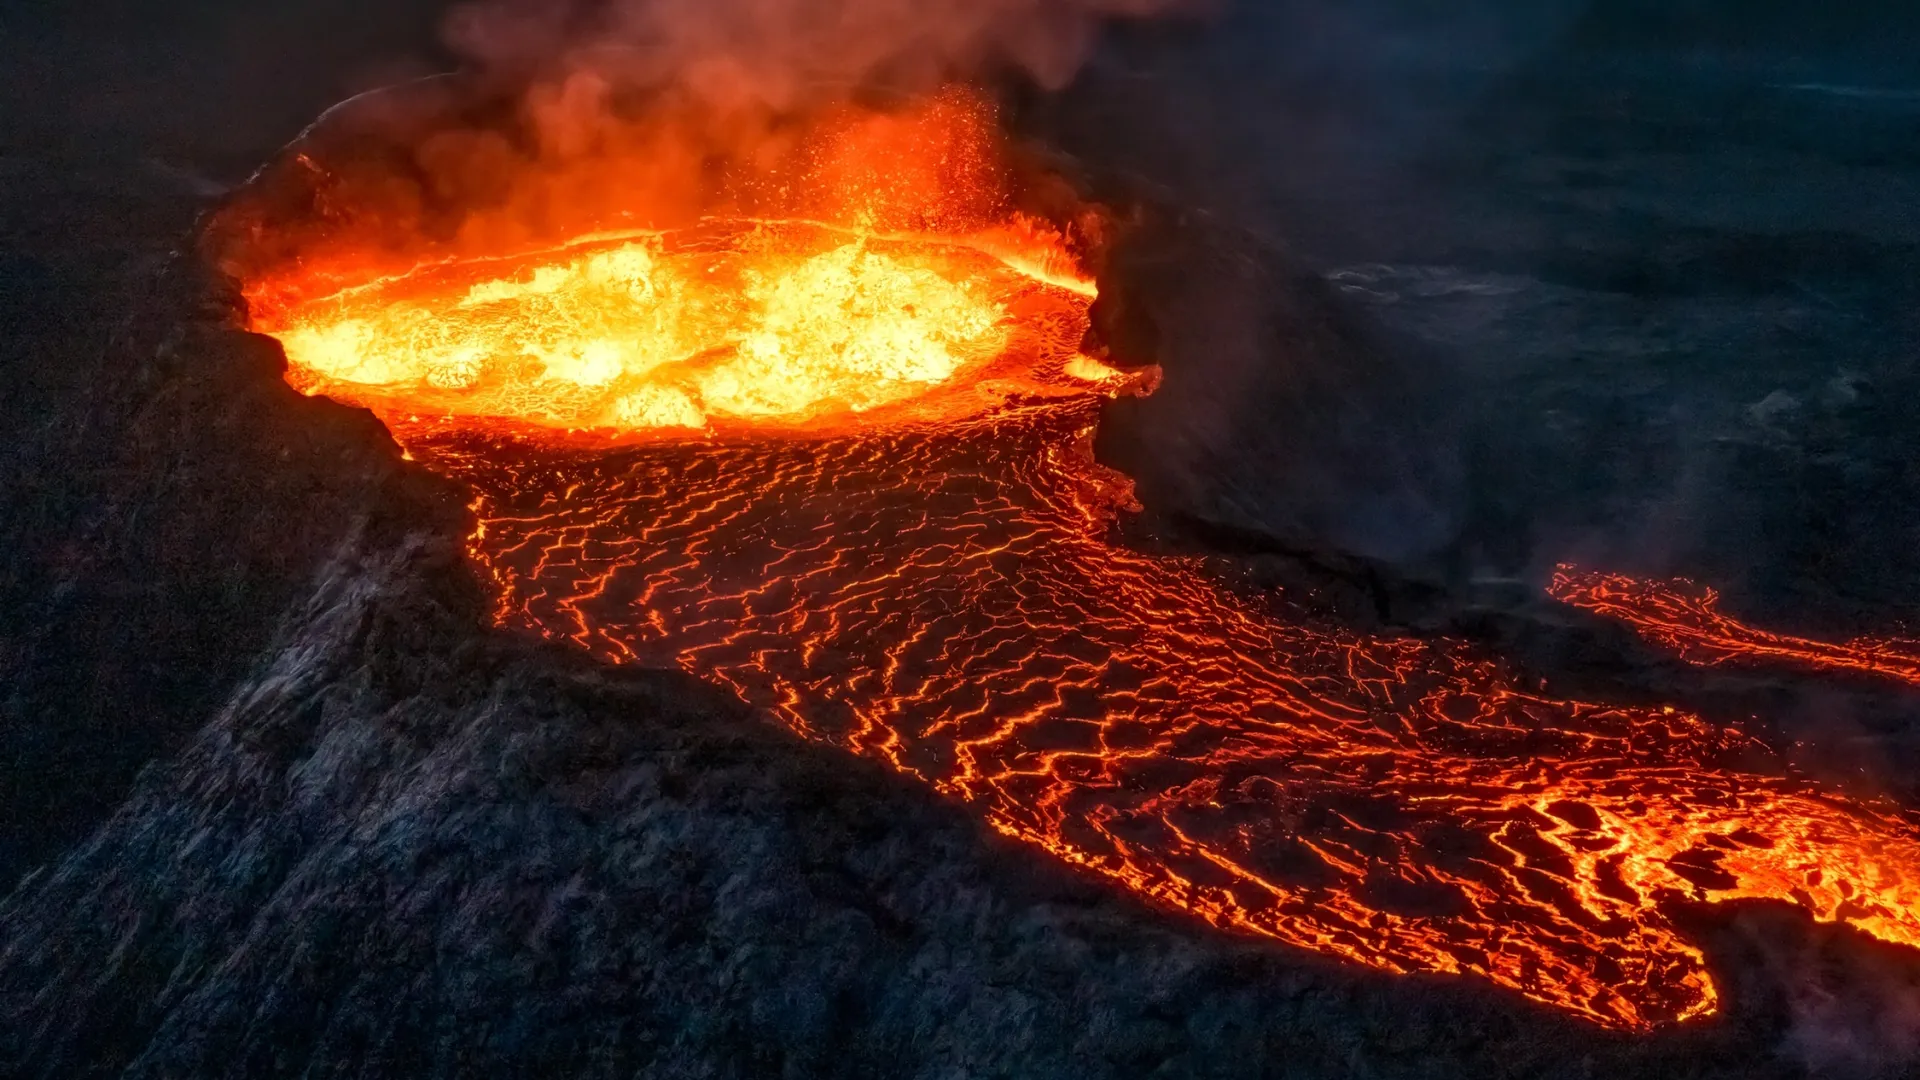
241,103,1920,1034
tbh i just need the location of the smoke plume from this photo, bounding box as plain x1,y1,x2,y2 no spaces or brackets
443,0,1195,110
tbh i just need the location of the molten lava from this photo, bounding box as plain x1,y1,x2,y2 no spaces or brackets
252,222,1110,437
1551,567,1920,690
244,94,1920,1035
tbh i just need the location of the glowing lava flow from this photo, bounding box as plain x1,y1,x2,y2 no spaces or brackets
1551,567,1920,690
252,219,1920,1035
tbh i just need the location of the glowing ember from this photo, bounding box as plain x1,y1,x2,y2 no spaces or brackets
241,92,1920,1035
1552,567,1920,690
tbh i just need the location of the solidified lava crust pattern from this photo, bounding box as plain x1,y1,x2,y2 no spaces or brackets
397,393,1920,1032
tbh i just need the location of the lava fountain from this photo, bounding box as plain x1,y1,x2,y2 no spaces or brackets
232,87,1920,1033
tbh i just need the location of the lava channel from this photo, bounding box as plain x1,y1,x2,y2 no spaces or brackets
1552,567,1920,690
250,216,1920,1034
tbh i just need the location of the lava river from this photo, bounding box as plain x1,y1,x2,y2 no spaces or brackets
249,217,1920,1034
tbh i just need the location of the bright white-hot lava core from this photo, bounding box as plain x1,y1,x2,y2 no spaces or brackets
242,90,1920,1033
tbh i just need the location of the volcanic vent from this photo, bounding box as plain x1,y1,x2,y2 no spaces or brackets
218,78,1920,1034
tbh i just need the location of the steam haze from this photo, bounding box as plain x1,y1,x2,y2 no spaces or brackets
442,0,1197,108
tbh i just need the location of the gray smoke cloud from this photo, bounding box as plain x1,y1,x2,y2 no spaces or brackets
443,0,1201,109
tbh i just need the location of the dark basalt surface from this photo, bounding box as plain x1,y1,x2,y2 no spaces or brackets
1086,203,1467,568
0,173,451,885
1028,0,1920,636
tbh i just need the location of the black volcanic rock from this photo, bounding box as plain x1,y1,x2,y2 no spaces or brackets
0,242,456,885
1088,204,1465,569
0,153,462,888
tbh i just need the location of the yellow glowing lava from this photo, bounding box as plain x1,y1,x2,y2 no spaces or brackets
260,227,1035,435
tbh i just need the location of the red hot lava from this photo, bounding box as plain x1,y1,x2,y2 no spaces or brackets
238,91,1920,1033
